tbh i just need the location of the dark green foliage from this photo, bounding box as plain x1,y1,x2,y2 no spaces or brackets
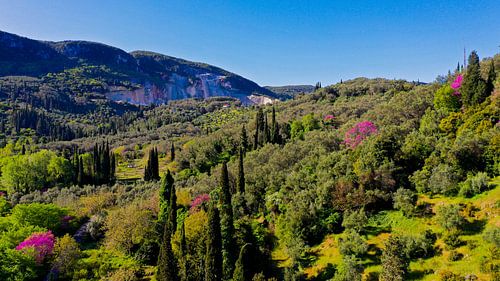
436,205,465,231
392,188,416,217
237,148,245,194
482,226,500,247
461,51,488,106
144,147,160,181
219,162,236,280
443,232,463,250
233,244,252,281
171,143,176,161
168,178,178,234
341,209,368,233
458,172,490,197
157,217,178,281
205,205,223,281
338,230,368,257
240,125,249,152
381,236,409,281
159,170,175,224
332,255,362,281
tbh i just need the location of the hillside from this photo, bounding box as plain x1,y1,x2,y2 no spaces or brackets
0,30,274,107
0,42,498,281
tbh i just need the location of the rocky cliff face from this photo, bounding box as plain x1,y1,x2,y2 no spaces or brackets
0,30,275,105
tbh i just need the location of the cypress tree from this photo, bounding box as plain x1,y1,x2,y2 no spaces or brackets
144,147,160,181
263,114,269,144
233,244,252,281
157,216,178,281
205,205,223,281
271,106,280,144
154,148,160,180
170,143,176,161
179,221,188,281
21,144,26,155
461,51,488,106
237,147,245,194
219,162,236,280
159,170,174,224
110,152,116,183
77,156,84,187
486,60,496,96
168,177,177,234
240,125,248,153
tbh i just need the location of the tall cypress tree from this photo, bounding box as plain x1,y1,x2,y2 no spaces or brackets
219,162,236,280
462,51,488,106
240,125,248,153
168,177,177,234
144,147,160,181
159,170,174,224
170,143,176,161
233,244,252,281
237,148,245,194
77,156,84,187
263,114,269,144
271,106,280,144
205,205,223,281
157,216,178,281
486,60,496,96
179,221,188,281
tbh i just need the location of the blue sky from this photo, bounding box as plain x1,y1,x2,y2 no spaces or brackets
1,0,499,86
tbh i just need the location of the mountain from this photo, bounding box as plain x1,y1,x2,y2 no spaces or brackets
0,30,274,106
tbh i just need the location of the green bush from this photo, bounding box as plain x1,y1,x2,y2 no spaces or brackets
338,230,368,258
435,205,465,231
342,209,367,233
393,188,416,217
458,172,490,198
448,250,463,262
443,232,463,250
10,203,68,232
482,226,500,247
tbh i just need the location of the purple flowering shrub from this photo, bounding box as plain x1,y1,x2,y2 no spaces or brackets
16,231,55,264
344,121,377,148
190,194,210,213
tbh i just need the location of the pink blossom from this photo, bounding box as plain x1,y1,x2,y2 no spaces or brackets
451,75,463,90
344,121,377,148
16,231,55,264
324,114,335,121
190,194,210,213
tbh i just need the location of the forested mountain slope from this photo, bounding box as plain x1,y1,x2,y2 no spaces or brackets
0,51,498,281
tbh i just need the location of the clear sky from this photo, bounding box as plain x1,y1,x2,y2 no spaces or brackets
0,0,499,86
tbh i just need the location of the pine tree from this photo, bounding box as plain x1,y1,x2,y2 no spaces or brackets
170,143,176,161
219,162,236,280
157,217,178,281
233,244,252,281
237,148,245,194
159,170,174,224
461,51,488,106
205,205,223,281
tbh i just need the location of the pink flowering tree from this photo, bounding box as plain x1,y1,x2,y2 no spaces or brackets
323,114,336,127
450,74,463,96
16,231,55,264
344,121,377,148
190,194,210,213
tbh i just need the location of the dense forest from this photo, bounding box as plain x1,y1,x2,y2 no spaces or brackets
0,50,499,281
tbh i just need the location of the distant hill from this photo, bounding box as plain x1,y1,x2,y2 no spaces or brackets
0,30,274,106
265,85,315,99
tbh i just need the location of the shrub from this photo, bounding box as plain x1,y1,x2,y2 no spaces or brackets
482,226,500,247
458,172,490,198
393,188,416,217
448,250,463,262
435,205,465,231
439,270,464,281
52,234,81,278
338,230,368,258
342,209,368,233
443,232,463,250
15,230,55,264
11,203,68,232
